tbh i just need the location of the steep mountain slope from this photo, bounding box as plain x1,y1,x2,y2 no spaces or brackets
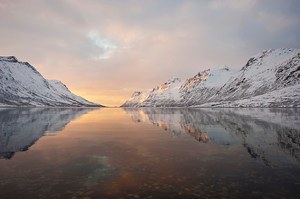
179,66,237,106
122,48,300,107
200,48,300,107
0,56,102,107
142,77,182,107
121,90,151,107
122,77,182,107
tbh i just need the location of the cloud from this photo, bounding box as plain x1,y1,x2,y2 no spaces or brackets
210,0,256,11
87,31,120,60
0,0,299,106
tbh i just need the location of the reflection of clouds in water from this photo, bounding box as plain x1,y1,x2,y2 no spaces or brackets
124,108,300,167
0,108,94,159
84,155,118,187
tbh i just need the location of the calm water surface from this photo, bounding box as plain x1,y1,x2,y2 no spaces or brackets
0,108,299,199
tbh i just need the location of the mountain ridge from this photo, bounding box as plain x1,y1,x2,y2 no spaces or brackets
122,48,300,107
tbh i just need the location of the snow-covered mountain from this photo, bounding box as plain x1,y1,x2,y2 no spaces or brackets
0,56,102,107
179,66,237,106
122,77,182,107
200,48,300,107
121,91,151,107
122,48,300,107
142,77,182,107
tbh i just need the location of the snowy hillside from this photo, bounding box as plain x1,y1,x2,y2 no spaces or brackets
122,77,182,107
179,66,237,106
121,90,151,107
142,77,182,107
203,48,300,107
122,48,300,107
0,56,102,107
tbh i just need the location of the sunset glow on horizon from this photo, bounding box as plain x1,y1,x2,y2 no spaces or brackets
1,0,299,106
72,89,129,107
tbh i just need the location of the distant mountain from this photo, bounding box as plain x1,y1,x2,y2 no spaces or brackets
121,91,151,107
122,48,300,107
122,77,182,107
0,56,102,107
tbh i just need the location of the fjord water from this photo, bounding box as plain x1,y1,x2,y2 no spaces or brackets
0,108,299,199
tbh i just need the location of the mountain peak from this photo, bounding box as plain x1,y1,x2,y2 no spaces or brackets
0,56,102,107
131,91,143,97
0,56,18,63
181,66,235,90
165,77,181,84
244,48,300,70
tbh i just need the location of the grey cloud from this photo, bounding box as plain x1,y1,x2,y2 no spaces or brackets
0,0,299,105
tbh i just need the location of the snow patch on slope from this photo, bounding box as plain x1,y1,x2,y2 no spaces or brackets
196,84,300,108
142,77,182,107
179,66,237,105
121,90,151,107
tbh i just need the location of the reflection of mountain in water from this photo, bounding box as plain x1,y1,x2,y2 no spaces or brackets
0,108,95,159
124,108,300,167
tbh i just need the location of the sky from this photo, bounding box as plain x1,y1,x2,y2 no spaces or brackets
0,0,299,106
